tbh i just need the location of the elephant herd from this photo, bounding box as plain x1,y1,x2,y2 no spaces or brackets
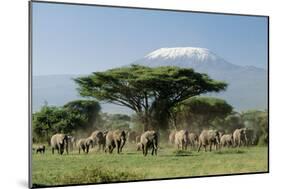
41,129,158,156
169,127,254,152
35,127,253,156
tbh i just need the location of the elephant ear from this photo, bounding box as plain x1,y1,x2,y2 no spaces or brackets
59,139,63,145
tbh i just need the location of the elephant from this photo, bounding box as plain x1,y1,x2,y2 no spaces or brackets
105,130,126,154
218,131,224,140
67,135,77,151
233,128,248,147
36,145,45,154
50,133,68,155
220,134,233,148
188,132,199,150
90,130,107,151
135,135,141,143
174,130,189,150
77,137,94,154
169,130,176,145
245,128,255,146
198,129,220,152
128,131,138,143
140,130,158,156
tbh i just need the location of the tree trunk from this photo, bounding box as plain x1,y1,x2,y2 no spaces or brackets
143,114,149,132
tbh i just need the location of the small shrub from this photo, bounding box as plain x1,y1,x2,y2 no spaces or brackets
173,150,192,156
214,149,245,155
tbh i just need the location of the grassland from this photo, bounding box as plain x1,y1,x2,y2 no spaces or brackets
32,144,268,187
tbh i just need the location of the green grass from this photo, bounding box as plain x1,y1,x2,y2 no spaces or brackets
32,144,268,187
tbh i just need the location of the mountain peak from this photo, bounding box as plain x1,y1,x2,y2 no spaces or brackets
144,47,218,62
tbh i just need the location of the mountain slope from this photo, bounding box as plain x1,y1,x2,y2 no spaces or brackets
134,47,268,111
32,75,133,114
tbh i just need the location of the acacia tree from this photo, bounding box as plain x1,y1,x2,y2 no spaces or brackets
75,65,227,131
63,99,101,130
171,96,233,131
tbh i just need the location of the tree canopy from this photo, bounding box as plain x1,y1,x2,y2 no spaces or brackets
32,100,101,142
171,96,233,131
75,65,227,131
241,110,268,145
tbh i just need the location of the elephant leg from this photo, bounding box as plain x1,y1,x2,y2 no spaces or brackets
142,144,145,155
101,143,104,151
198,143,202,152
204,145,207,152
60,147,64,155
108,146,111,153
144,145,148,156
52,148,54,154
209,143,212,152
115,141,119,154
107,146,110,153
109,146,113,154
79,147,80,154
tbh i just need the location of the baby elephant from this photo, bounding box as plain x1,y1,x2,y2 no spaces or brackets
36,145,45,154
77,138,94,154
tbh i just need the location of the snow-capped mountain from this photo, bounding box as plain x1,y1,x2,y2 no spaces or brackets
134,47,268,111
137,47,243,72
144,47,226,65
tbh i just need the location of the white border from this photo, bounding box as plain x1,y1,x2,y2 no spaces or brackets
0,0,280,189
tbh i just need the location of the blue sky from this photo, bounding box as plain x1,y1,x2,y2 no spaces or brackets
32,2,268,76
